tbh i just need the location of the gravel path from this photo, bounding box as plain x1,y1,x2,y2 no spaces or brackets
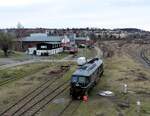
0,59,76,70
0,58,19,66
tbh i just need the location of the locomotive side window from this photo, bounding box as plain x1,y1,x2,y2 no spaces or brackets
85,77,90,84
98,66,101,75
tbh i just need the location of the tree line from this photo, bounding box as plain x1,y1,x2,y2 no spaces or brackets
0,32,15,57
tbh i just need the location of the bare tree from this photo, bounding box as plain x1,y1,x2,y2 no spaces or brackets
0,32,15,57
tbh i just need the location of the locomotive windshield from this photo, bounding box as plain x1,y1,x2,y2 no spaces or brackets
78,77,86,83
71,75,89,84
72,76,78,82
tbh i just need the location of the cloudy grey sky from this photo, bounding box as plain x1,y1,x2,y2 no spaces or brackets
0,0,150,30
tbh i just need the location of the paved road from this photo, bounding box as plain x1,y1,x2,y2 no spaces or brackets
0,58,19,66
0,47,102,70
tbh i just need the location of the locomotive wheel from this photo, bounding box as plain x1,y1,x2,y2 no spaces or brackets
70,91,72,96
72,94,78,100
94,81,97,85
69,89,73,95
101,71,104,76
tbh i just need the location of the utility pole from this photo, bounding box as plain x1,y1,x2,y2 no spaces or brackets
85,39,87,62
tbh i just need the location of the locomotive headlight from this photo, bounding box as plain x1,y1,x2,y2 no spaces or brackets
75,83,80,87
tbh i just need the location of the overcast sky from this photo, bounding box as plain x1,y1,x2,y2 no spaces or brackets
0,0,150,30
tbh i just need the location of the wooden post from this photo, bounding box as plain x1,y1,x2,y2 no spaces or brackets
136,97,141,116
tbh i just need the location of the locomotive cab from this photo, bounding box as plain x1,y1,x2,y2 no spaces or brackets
70,75,90,99
70,58,104,99
71,75,90,87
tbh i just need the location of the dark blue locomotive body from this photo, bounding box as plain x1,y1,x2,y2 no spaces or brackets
70,58,104,99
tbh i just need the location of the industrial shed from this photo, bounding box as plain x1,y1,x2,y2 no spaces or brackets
22,33,63,56
36,42,62,56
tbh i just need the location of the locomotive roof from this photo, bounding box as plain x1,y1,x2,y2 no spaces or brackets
73,58,103,77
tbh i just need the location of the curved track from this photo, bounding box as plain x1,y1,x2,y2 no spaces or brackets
140,49,150,66
0,66,51,87
58,100,81,116
0,76,23,87
58,100,73,116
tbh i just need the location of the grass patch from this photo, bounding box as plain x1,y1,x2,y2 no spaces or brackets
0,62,54,86
63,65,77,81
145,49,150,60
43,54,150,116
0,50,27,59
49,52,69,60
75,54,150,116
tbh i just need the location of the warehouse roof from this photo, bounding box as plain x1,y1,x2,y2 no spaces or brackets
22,33,63,42
22,33,90,42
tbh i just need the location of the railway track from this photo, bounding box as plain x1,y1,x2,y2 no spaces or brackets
0,77,69,116
19,82,69,116
30,84,69,116
0,78,54,115
0,66,50,87
0,76,23,87
140,49,150,66
58,100,81,116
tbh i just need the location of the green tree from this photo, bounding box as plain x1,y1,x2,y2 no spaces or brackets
0,32,15,57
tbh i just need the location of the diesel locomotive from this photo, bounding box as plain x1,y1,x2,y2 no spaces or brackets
70,58,104,99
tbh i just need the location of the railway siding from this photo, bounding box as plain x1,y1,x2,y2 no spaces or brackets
141,49,150,66
1,77,59,116
58,100,81,116
0,64,76,116
0,63,52,87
